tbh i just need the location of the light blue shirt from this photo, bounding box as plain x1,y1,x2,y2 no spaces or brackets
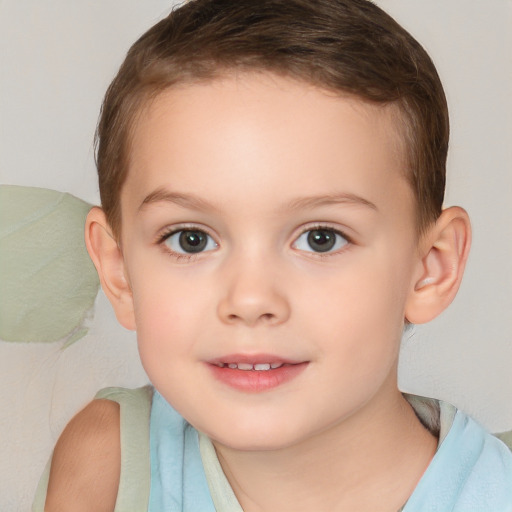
148,391,512,512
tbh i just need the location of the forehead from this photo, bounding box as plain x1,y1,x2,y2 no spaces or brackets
123,73,412,221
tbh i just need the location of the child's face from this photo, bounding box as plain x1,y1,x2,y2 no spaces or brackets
118,73,422,450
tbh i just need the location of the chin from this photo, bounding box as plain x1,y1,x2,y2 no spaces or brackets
204,420,310,452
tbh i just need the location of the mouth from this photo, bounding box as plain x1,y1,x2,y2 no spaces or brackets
207,355,308,392
214,362,286,371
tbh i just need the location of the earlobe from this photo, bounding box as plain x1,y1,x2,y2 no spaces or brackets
85,207,136,330
405,206,471,324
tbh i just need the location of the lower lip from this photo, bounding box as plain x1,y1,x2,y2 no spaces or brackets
208,362,308,392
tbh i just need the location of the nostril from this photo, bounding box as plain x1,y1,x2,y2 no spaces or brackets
226,312,275,324
217,290,290,326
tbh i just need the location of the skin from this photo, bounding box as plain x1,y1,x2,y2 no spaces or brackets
45,400,120,511
47,73,471,511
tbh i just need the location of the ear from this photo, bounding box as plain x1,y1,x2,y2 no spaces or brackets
85,207,136,330
405,206,471,324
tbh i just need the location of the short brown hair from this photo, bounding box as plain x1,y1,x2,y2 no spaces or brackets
96,0,448,239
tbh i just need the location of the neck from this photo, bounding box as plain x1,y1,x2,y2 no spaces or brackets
213,384,437,512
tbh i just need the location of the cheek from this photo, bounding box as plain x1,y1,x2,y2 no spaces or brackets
308,256,408,322
132,278,203,399
304,252,410,363
127,260,200,353
127,257,222,375
133,285,193,351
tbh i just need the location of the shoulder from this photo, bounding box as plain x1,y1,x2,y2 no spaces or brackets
45,399,121,512
495,430,512,452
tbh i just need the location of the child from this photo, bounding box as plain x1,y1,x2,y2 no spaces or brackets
35,0,512,510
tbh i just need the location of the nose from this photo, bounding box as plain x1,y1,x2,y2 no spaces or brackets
216,254,291,327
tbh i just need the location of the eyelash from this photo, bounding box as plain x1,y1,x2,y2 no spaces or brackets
156,225,218,262
294,224,352,258
155,224,352,261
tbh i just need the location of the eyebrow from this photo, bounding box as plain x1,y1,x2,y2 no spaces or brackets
139,188,219,213
284,193,378,212
139,188,377,214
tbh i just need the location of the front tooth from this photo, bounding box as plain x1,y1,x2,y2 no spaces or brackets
237,363,254,371
228,363,238,369
270,362,283,369
254,363,271,371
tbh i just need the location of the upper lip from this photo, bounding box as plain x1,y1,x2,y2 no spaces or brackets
208,353,304,365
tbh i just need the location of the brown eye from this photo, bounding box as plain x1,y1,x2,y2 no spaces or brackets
164,229,217,254
307,229,336,252
179,230,207,252
294,228,348,254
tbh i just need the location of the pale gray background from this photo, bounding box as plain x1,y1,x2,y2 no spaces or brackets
0,1,511,510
